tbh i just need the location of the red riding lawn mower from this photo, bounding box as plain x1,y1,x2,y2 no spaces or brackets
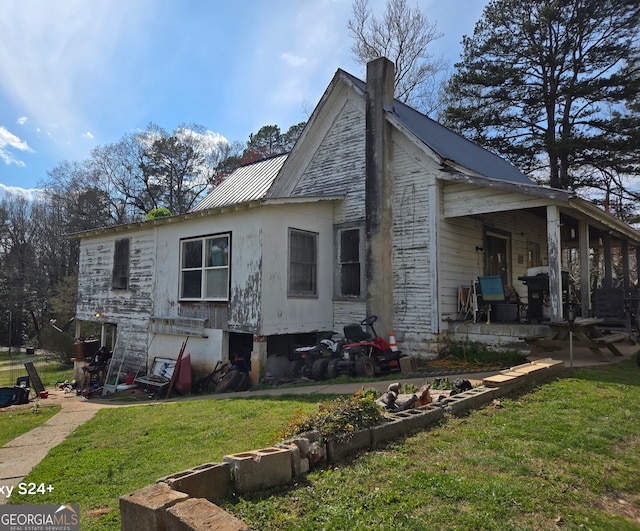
335,315,404,378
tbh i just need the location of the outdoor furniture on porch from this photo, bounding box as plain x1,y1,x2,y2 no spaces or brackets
593,287,632,336
457,284,474,321
517,269,571,323
475,275,519,323
525,317,627,362
458,281,485,323
457,276,519,323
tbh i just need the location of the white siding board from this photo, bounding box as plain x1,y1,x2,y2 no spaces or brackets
333,301,367,336
77,230,155,324
285,99,368,336
438,216,485,324
390,136,438,346
153,209,264,331
291,100,366,225
444,183,550,218
76,229,157,366
260,203,334,335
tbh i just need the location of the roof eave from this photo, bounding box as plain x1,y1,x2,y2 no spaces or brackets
68,195,344,240
569,197,640,244
440,168,574,201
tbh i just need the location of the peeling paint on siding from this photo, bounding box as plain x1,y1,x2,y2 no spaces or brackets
286,100,368,333
229,262,262,333
392,142,435,336
76,229,156,366
292,100,366,224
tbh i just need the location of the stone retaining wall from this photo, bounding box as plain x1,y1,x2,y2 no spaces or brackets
120,358,564,530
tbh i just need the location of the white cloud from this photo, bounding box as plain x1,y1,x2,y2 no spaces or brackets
0,126,33,166
280,52,308,68
82,131,94,139
17,116,27,125
0,182,42,201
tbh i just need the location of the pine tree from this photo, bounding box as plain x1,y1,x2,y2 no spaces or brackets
442,0,640,197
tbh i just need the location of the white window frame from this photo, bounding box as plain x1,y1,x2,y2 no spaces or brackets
334,224,364,300
180,233,230,301
288,228,318,298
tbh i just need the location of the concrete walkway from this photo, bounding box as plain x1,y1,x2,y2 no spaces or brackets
0,392,118,504
0,342,636,505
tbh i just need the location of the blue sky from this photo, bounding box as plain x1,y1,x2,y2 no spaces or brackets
0,0,489,197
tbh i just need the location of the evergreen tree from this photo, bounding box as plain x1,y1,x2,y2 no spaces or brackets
442,0,640,199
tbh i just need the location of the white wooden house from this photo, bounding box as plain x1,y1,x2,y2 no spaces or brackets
72,57,640,383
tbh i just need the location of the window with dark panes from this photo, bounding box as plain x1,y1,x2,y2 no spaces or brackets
112,238,130,290
339,228,361,296
288,229,317,297
180,234,230,301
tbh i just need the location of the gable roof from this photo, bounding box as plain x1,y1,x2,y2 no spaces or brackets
190,154,288,212
341,71,535,186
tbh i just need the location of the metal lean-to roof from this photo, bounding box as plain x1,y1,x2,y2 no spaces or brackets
190,153,288,212
342,71,535,186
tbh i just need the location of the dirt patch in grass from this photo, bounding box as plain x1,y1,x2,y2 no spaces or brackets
85,507,112,518
596,493,640,524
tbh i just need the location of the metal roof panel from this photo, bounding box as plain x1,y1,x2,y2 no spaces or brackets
342,71,534,186
190,154,288,211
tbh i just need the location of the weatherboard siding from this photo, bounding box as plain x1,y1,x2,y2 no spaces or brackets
388,139,439,352
333,301,367,334
152,209,263,332
391,142,434,325
76,229,156,359
443,182,550,218
438,216,485,324
76,230,156,323
291,99,366,225
288,99,367,331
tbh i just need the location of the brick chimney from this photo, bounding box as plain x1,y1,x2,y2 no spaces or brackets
365,57,394,335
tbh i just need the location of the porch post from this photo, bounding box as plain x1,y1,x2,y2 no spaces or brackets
579,220,591,317
603,232,613,287
546,205,563,321
622,239,630,289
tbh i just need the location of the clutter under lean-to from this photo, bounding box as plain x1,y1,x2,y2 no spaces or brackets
80,345,112,398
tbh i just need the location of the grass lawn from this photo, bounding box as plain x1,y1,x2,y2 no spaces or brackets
5,394,331,530
5,356,640,530
227,358,640,530
0,354,71,442
0,405,61,446
0,354,74,389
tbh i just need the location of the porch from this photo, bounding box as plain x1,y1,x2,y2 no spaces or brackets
447,320,550,354
441,179,640,338
446,318,637,365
